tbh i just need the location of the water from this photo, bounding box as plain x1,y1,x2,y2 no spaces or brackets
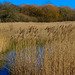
0,46,45,75
0,51,16,75
0,65,9,75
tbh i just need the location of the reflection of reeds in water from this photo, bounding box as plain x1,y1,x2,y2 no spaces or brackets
0,23,75,75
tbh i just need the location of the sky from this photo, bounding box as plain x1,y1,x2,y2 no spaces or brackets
0,0,75,9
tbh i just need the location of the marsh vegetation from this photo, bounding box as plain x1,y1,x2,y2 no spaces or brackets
0,22,75,75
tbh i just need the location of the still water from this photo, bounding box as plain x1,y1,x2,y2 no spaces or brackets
0,46,45,75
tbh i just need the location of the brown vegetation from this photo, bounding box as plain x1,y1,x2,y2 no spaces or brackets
0,22,75,75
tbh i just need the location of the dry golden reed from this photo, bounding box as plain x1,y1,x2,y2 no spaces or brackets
0,22,75,75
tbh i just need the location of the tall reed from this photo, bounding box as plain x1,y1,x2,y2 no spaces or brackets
0,22,75,75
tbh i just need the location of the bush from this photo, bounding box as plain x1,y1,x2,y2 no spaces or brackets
19,14,38,22
0,19,1,22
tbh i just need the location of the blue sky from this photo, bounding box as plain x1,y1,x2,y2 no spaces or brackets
0,0,75,9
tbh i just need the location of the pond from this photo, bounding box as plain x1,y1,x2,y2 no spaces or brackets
0,46,45,75
0,65,9,75
0,51,16,75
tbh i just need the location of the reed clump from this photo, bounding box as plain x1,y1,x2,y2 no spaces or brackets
0,22,75,75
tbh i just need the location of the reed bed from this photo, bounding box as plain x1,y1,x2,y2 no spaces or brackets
0,22,75,75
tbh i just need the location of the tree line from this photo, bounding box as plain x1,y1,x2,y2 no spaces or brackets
0,2,75,22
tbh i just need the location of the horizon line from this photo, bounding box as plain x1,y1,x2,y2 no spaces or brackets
0,1,75,9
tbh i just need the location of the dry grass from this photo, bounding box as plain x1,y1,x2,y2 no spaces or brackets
0,22,75,75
